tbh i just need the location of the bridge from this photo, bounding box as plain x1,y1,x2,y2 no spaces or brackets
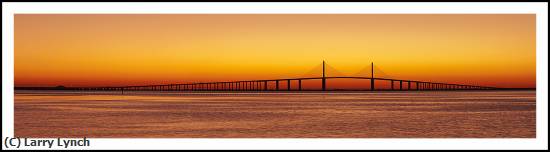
60,61,497,92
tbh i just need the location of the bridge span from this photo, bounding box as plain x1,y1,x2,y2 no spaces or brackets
66,61,497,92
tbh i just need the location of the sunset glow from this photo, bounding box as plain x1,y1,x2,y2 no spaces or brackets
15,14,536,88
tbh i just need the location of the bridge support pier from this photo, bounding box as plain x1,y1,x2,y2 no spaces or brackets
371,79,374,91
298,80,302,91
276,80,279,91
427,83,430,90
422,83,428,90
287,80,291,91
425,83,428,90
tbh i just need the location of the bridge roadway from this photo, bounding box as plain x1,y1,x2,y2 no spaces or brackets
70,76,497,92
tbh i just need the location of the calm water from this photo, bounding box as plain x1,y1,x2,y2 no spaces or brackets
15,90,535,138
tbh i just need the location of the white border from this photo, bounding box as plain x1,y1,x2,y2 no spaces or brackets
2,2,548,150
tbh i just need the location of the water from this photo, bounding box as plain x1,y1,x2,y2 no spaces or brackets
14,90,535,138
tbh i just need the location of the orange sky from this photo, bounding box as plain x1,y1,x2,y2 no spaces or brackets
14,14,536,88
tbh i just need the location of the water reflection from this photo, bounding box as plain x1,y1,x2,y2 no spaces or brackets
15,90,535,138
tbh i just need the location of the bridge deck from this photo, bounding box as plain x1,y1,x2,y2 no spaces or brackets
51,76,496,92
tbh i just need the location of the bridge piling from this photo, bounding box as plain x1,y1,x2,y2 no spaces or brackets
276,80,279,91
298,80,302,91
427,83,430,90
370,62,374,91
322,61,326,91
424,83,427,90
287,80,291,91
399,80,403,90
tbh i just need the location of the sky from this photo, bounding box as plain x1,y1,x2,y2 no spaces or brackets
14,14,536,88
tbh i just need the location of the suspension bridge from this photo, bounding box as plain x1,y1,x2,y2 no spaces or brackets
32,61,497,92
